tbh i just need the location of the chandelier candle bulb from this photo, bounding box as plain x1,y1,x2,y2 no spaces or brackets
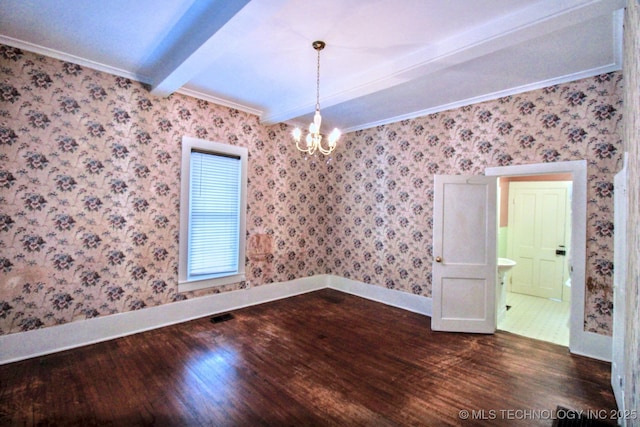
293,40,340,156
329,128,341,146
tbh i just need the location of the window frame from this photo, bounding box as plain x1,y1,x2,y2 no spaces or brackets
178,136,248,293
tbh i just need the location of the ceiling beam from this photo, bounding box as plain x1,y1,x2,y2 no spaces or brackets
149,0,251,97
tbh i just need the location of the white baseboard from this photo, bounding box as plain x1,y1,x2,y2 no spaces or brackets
570,330,613,362
327,275,432,317
0,274,610,364
0,275,328,365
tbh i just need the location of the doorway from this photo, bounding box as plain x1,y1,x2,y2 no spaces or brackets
486,160,589,355
496,175,572,346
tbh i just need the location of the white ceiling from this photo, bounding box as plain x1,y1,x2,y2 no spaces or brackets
0,0,626,133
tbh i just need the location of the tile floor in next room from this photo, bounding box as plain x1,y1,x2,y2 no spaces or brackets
498,291,571,346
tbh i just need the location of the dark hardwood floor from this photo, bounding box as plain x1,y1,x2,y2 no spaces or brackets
0,289,616,426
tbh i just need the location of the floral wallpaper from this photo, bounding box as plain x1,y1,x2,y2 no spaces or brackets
0,44,330,336
326,73,623,335
0,42,623,339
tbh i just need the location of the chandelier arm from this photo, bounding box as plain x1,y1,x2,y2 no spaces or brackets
295,139,309,153
296,138,320,155
317,138,334,156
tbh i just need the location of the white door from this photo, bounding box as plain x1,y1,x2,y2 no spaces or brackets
507,182,570,300
432,175,497,333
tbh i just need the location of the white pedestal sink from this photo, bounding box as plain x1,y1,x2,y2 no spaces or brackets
497,258,516,324
498,257,516,275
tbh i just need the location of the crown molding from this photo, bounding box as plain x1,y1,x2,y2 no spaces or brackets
177,87,263,117
0,35,149,83
341,62,622,134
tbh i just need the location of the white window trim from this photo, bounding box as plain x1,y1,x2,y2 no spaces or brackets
178,136,248,293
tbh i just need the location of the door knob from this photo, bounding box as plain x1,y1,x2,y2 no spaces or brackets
435,256,442,263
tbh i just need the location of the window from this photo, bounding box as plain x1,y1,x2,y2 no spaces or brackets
178,136,247,292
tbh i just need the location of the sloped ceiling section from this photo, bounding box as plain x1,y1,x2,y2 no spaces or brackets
0,0,626,133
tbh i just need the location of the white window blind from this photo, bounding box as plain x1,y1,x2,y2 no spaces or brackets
188,150,241,280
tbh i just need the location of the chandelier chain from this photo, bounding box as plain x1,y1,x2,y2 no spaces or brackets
316,46,321,111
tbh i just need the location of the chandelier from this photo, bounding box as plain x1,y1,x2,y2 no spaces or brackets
292,40,341,155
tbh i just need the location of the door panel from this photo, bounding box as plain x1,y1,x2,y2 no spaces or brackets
442,183,488,264
507,182,570,300
432,175,497,333
441,278,486,319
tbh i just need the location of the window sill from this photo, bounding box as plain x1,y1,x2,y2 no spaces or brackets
178,273,246,293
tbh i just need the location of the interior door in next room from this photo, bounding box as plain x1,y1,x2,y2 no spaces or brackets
507,181,571,300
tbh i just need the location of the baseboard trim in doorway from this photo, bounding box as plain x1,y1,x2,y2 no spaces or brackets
570,331,612,363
